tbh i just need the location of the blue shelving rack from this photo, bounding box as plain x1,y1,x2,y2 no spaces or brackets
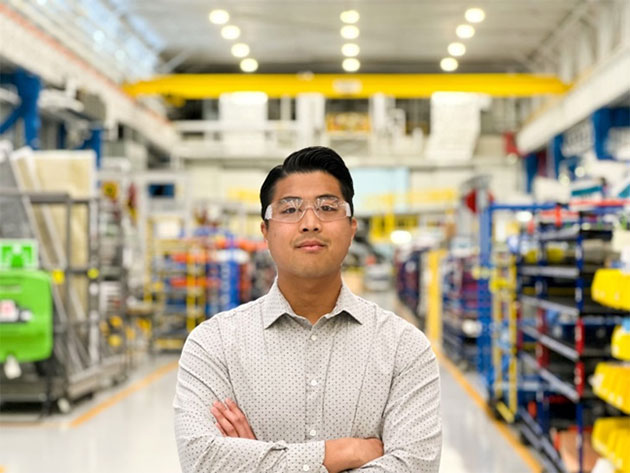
515,204,629,473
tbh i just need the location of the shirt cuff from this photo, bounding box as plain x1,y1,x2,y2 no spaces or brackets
285,440,326,472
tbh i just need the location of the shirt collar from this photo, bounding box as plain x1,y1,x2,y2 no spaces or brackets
262,278,365,329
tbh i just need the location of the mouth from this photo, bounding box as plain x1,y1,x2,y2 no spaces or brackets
296,240,326,251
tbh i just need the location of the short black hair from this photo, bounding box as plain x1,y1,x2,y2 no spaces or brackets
260,146,355,221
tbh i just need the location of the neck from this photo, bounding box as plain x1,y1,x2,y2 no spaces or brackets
277,273,343,325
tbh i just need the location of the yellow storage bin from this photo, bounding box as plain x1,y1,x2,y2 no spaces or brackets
592,269,630,311
593,363,630,414
593,418,630,473
612,323,630,361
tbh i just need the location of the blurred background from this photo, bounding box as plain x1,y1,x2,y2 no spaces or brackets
0,1,629,472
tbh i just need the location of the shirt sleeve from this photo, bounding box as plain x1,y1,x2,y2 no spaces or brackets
173,320,329,473
348,326,442,472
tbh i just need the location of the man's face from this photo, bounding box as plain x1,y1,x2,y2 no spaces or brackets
261,171,357,281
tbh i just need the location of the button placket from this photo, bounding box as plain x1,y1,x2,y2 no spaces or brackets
304,326,320,442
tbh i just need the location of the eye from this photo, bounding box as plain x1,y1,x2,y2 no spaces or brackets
280,207,298,214
319,204,338,212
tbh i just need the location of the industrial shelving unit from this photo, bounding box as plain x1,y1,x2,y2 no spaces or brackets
441,253,481,369
394,248,424,323
148,231,243,352
97,194,131,367
514,205,629,473
489,244,539,424
0,188,127,412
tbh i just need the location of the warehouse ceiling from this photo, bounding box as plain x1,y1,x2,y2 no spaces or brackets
114,0,591,74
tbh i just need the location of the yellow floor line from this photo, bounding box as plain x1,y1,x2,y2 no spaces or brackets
435,349,543,473
69,359,179,428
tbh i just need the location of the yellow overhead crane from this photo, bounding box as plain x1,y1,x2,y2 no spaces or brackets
123,73,570,100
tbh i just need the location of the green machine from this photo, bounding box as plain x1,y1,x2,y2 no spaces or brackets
0,240,53,363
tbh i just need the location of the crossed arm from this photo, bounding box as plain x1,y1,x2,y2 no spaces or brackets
174,326,441,473
210,397,383,473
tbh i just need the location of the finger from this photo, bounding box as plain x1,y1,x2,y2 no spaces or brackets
225,399,256,439
211,405,238,437
216,400,250,438
216,422,228,437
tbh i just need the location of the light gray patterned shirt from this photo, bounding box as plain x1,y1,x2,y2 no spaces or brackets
174,280,441,473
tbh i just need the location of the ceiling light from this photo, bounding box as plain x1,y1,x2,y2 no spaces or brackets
340,10,360,24
341,43,360,57
440,57,458,72
465,7,485,23
231,43,250,58
575,166,586,178
447,42,466,57
93,30,105,43
221,25,241,40
342,58,360,72
240,58,258,73
340,25,360,40
209,9,230,25
456,24,475,39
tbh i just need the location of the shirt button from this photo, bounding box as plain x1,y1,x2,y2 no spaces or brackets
309,429,317,437
310,379,318,387
302,465,310,472
310,334,317,341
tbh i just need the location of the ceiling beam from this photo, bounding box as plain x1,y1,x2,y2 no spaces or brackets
123,73,571,99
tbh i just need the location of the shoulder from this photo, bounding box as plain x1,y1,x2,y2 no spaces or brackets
353,294,434,366
185,296,264,349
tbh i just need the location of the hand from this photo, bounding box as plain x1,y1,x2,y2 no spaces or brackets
353,438,384,465
210,398,257,440
324,437,384,473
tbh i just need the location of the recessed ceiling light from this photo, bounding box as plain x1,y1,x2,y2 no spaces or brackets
342,58,360,72
340,25,360,40
440,57,458,72
231,43,250,58
465,8,485,23
340,10,360,24
447,42,466,57
240,58,258,73
209,9,230,25
456,24,475,39
221,25,241,40
341,43,360,57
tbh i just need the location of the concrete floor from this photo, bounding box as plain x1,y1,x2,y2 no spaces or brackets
0,290,535,473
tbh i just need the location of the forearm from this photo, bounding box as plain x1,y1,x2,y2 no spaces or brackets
345,448,440,473
176,428,327,473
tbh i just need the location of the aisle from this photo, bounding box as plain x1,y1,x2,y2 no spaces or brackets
1,289,537,473
0,356,181,473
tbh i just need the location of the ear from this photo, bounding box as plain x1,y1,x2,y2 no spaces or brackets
350,217,358,240
260,220,268,240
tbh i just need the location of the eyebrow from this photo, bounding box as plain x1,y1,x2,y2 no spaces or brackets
277,194,341,203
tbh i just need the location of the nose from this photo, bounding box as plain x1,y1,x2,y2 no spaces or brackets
300,207,321,232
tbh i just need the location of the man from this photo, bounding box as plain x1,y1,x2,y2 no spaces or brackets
174,146,441,472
